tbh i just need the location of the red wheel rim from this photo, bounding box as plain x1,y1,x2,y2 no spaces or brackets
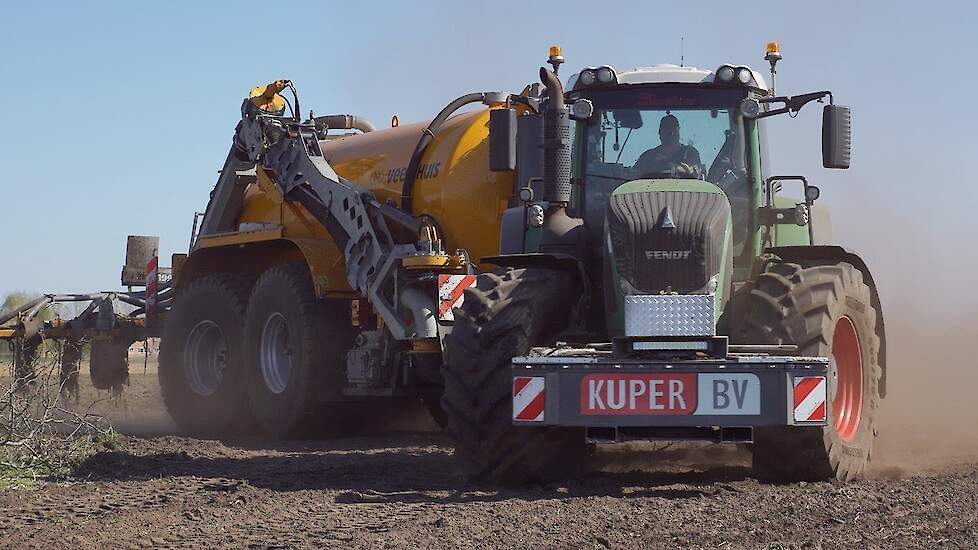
831,316,863,442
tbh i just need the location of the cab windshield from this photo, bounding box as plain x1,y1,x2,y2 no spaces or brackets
575,87,750,236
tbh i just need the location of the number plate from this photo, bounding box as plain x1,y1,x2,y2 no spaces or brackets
580,373,761,416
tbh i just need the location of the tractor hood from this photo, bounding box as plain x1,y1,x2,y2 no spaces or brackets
602,179,733,333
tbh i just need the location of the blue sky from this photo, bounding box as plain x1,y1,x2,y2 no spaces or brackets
1,0,975,320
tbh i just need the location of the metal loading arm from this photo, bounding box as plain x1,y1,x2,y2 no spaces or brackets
207,99,422,340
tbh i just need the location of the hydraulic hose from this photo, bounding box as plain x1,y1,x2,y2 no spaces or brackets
400,286,438,338
0,296,48,326
401,92,486,213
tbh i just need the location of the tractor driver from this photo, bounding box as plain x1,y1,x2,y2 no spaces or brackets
633,114,703,179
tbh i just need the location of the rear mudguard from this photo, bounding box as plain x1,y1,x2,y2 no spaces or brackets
482,253,589,297
482,253,590,324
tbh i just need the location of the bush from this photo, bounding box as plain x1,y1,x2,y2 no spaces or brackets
1,348,114,486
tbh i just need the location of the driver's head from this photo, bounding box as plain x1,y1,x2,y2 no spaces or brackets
659,114,681,146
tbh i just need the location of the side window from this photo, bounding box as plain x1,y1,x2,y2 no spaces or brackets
757,118,771,181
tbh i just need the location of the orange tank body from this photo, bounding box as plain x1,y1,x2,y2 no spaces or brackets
236,108,515,295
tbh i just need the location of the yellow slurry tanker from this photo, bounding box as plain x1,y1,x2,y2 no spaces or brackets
2,44,885,484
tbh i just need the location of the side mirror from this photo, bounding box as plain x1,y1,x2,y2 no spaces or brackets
489,108,517,171
805,184,820,203
822,105,851,169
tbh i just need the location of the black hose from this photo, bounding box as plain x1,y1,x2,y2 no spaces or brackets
401,92,486,213
0,296,49,326
315,114,376,133
113,294,145,308
286,81,300,122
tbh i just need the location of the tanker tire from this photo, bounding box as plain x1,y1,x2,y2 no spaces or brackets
441,268,589,485
743,261,881,482
159,274,251,435
244,262,355,439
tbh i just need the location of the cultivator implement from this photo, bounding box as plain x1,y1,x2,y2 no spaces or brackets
1,246,171,394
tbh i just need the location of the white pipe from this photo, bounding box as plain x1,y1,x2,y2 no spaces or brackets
399,286,438,339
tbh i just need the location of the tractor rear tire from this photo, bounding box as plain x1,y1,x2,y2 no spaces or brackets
743,261,881,482
244,262,355,439
159,274,251,434
442,268,589,484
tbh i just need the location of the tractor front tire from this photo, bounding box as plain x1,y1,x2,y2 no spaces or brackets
442,268,589,484
744,261,881,482
159,274,251,434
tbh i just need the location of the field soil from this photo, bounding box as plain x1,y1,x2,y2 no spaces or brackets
1,359,976,549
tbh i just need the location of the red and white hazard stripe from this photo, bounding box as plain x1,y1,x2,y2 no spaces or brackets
437,274,477,321
145,255,159,315
512,376,545,422
793,376,827,423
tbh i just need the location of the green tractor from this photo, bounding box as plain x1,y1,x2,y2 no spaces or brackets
441,44,884,484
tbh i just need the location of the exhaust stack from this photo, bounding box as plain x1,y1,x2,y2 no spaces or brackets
537,67,582,256
539,67,571,205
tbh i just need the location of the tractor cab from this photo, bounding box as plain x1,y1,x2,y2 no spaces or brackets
565,64,769,266
492,47,853,338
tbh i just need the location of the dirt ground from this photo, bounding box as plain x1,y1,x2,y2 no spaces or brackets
1,359,977,549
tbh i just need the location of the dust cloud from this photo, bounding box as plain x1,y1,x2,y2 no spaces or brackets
870,304,978,474
74,359,181,437
19,248,978,478
81,358,442,439
836,189,978,475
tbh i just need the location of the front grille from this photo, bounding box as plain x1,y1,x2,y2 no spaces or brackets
608,190,730,295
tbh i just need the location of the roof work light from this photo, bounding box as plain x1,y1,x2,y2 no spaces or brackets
765,41,782,94
548,45,564,75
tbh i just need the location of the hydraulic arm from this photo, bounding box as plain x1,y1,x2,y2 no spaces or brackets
198,86,425,340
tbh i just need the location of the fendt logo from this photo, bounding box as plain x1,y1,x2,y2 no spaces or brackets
645,250,692,260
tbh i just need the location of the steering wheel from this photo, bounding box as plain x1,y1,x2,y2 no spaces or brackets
638,162,701,180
